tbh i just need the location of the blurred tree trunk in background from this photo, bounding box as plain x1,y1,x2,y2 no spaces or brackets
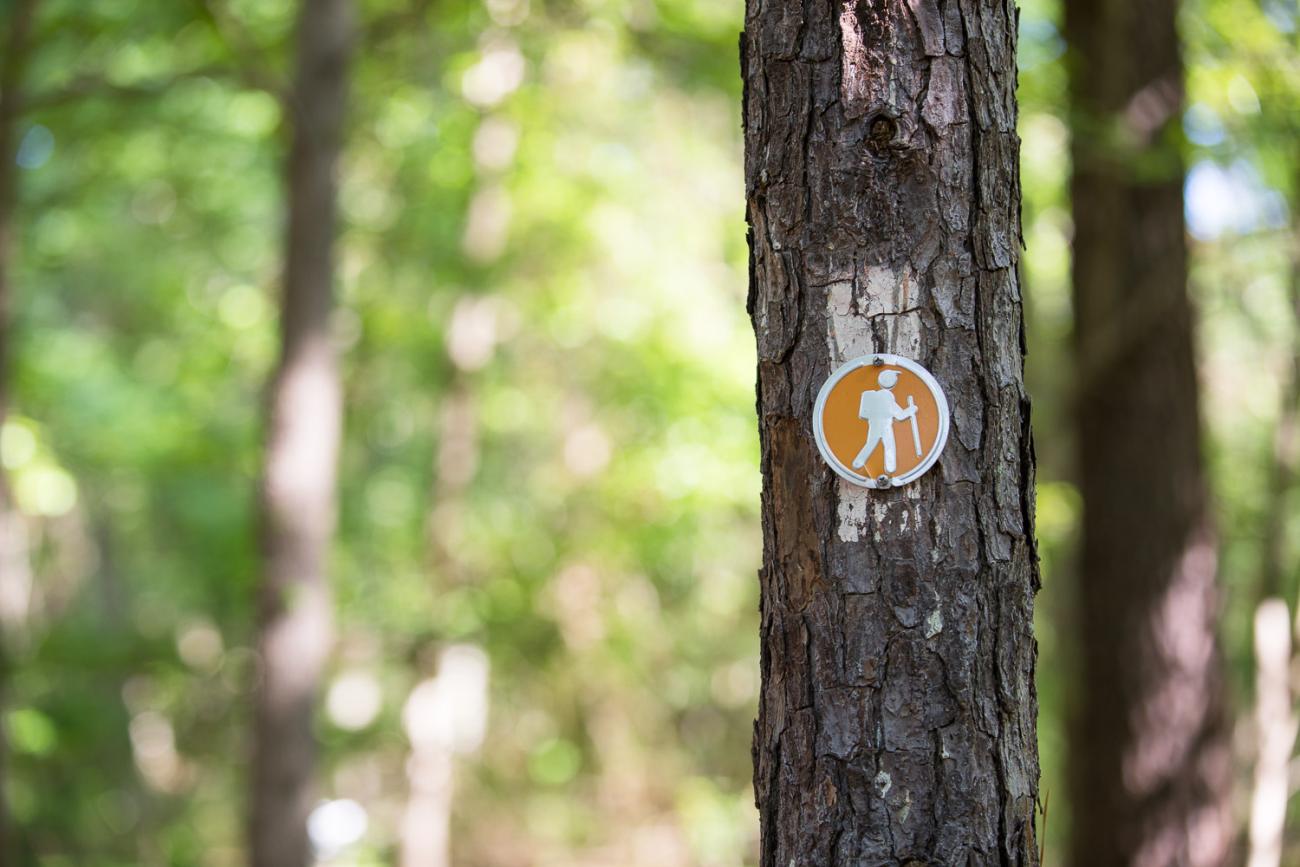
1064,0,1232,863
400,384,478,867
1256,238,1300,604
249,0,352,864
0,0,41,860
742,1,1039,863
1244,170,1300,867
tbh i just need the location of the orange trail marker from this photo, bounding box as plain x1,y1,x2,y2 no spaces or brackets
813,354,950,489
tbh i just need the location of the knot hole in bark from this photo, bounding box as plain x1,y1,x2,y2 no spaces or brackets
867,114,897,156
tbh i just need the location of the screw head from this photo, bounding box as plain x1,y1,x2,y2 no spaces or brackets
872,356,884,367
876,474,891,487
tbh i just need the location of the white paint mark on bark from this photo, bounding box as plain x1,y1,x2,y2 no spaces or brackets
898,789,912,823
827,265,924,364
861,265,895,317
885,310,924,358
828,280,872,362
872,500,889,542
862,263,918,318
874,770,892,797
837,485,870,542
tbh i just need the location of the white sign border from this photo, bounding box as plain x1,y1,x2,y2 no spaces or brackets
812,353,951,489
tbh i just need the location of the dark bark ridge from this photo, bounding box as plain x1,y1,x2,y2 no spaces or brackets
743,0,1039,864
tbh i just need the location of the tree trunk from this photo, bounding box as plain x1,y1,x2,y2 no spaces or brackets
401,382,479,867
1256,167,1300,607
1245,599,1295,867
741,1,1040,863
1242,167,1300,867
0,1,41,861
249,0,351,864
1064,0,1232,864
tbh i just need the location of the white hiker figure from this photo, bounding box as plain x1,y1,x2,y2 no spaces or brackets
851,369,921,473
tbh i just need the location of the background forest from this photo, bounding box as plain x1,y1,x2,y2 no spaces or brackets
0,0,1296,864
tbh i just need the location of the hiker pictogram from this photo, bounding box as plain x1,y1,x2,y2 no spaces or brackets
851,369,920,474
813,354,950,489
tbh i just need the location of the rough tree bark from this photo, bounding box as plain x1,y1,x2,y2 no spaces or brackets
249,0,352,865
1064,0,1232,864
0,1,42,860
742,1,1040,864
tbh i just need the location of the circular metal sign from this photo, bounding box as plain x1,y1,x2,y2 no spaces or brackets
813,354,950,489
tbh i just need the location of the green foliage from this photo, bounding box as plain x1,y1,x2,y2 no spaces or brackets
7,0,1300,863
7,0,759,863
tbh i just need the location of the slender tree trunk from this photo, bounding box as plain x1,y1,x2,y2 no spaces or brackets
1245,599,1295,867
0,2,41,861
400,748,453,867
742,1,1039,863
1257,172,1300,607
401,382,478,867
1064,0,1231,864
249,0,351,864
1244,170,1300,867
399,646,489,867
